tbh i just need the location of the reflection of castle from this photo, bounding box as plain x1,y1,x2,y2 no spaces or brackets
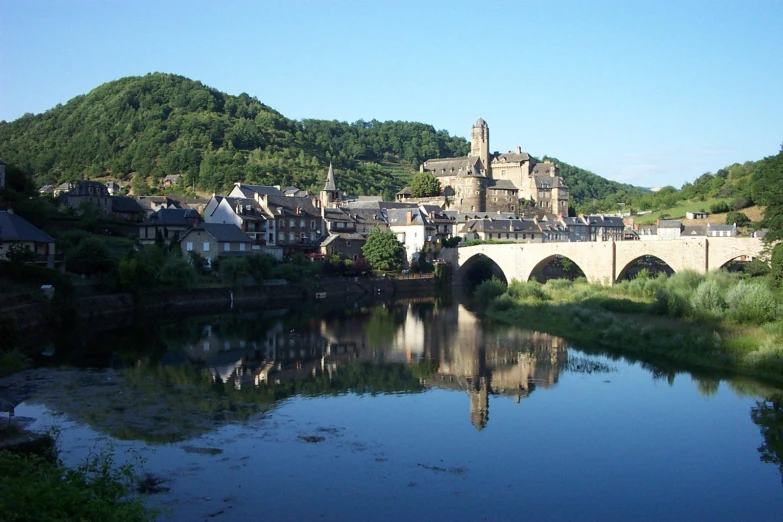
169,301,567,431
424,304,568,430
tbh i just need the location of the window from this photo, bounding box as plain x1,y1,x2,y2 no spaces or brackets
186,242,193,251
269,233,274,243
239,243,245,251
203,242,210,252
311,221,316,229
224,243,230,252
289,219,294,228
289,233,294,242
300,219,305,228
501,169,506,177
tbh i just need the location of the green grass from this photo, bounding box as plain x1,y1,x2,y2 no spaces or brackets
633,198,731,225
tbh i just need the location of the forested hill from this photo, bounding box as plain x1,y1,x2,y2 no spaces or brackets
0,73,469,198
0,72,639,202
542,156,649,210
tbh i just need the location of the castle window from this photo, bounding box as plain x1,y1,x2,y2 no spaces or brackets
501,169,506,177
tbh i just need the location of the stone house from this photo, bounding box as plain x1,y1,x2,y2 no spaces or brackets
458,218,550,243
0,210,55,267
657,220,683,240
139,208,201,245
319,233,366,261
585,215,625,241
111,196,145,222
63,181,111,215
180,223,255,265
204,196,270,244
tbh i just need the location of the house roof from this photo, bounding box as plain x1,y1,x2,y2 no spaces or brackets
487,179,518,191
682,226,706,236
111,196,144,213
379,201,418,210
396,187,412,196
264,195,320,218
187,223,253,243
707,224,736,231
323,208,355,223
0,210,54,243
421,156,484,177
585,215,625,227
658,220,682,229
492,152,530,163
386,208,430,227
141,208,200,226
320,233,365,247
532,162,558,175
163,174,180,183
461,218,541,234
233,184,284,198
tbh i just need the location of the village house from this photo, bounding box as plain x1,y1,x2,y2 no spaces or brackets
138,208,201,245
63,180,111,215
179,223,255,265
105,181,122,195
136,195,181,218
111,196,145,222
0,210,56,267
584,215,625,241
385,207,435,267
162,174,181,188
204,196,270,244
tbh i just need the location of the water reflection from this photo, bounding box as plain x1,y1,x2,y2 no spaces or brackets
158,300,572,432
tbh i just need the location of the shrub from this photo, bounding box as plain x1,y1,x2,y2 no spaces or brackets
710,201,730,214
666,270,703,292
507,280,549,301
690,279,726,318
544,278,573,291
726,211,751,227
489,293,516,312
158,255,197,290
473,278,507,311
725,280,778,325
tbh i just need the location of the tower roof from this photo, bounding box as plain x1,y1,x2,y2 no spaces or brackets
475,117,487,127
323,163,337,192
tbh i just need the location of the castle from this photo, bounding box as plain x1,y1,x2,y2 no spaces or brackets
419,119,569,216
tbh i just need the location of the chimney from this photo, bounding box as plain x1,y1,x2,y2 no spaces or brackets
406,211,413,224
515,146,521,154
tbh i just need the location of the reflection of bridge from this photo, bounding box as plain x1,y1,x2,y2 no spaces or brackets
442,237,765,285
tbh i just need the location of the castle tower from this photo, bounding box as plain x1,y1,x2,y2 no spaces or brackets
469,118,490,173
320,163,340,209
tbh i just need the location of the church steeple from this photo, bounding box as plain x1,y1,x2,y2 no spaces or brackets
320,163,340,208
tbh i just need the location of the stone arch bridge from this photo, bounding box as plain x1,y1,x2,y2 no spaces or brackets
441,238,766,285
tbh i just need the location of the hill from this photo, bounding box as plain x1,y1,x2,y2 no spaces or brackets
0,72,640,202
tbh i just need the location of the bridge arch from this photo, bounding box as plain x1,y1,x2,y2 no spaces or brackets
615,254,676,281
455,252,510,287
527,254,587,283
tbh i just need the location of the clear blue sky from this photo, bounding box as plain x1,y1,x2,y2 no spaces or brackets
2,0,781,188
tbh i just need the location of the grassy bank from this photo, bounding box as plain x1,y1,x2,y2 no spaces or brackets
477,271,783,383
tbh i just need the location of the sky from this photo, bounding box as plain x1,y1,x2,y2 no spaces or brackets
1,0,782,189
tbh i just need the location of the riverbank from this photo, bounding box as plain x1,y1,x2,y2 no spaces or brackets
479,272,783,384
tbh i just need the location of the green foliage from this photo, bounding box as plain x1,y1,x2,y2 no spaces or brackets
726,211,751,226
690,279,726,318
362,227,405,272
725,281,778,325
219,257,251,287
5,243,38,264
710,201,730,214
441,236,462,248
65,237,116,276
507,280,550,301
752,147,783,243
409,171,441,197
472,277,507,311
158,254,197,290
0,448,155,521
772,244,783,287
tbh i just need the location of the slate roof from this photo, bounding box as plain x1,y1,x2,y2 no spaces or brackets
533,175,567,189
422,156,484,177
585,215,625,227
492,152,531,163
461,218,541,234
163,174,181,183
323,164,337,192
323,208,355,224
658,220,682,229
396,187,412,196
141,208,200,226
188,223,253,243
111,196,144,213
320,233,365,247
0,210,54,243
532,162,558,175
682,226,706,236
444,211,517,222
264,195,320,218
385,208,430,227
708,224,736,232
379,201,419,211
233,184,284,198
487,179,518,190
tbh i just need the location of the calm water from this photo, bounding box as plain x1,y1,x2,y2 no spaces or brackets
14,298,783,521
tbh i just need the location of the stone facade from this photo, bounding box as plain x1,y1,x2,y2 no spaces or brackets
421,119,569,216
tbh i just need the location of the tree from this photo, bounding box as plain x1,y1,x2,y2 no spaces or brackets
752,147,783,243
5,243,37,264
362,227,404,272
726,211,751,227
409,172,441,198
65,237,115,276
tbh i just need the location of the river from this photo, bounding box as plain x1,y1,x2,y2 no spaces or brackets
10,297,783,521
